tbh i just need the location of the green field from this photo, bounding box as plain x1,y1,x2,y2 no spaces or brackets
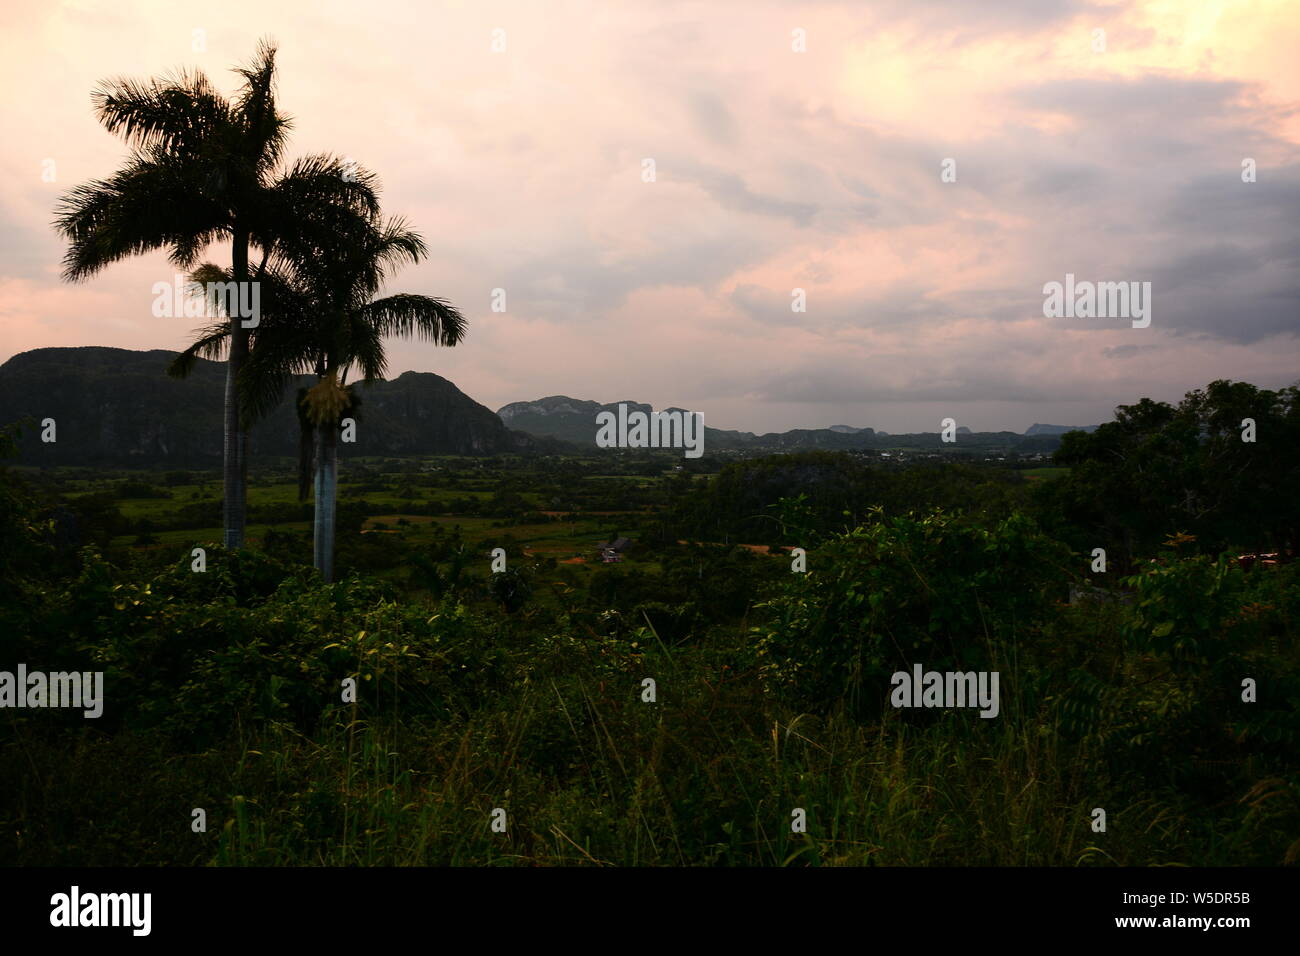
5,441,1297,867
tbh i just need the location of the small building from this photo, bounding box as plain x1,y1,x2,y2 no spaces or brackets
596,537,632,563
1237,552,1282,571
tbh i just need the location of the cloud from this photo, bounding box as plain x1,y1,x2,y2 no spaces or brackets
686,89,739,146
2,0,1297,435
673,160,819,225
1102,344,1158,359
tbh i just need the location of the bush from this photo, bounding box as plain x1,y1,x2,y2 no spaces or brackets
489,566,532,613
752,509,1070,717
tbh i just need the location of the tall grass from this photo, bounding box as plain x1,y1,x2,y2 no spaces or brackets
5,636,1287,866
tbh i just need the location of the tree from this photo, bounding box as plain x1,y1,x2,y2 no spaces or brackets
53,40,377,550
1045,380,1300,564
287,212,467,582
174,202,466,582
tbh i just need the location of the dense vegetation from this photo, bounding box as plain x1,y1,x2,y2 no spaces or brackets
1,379,1297,866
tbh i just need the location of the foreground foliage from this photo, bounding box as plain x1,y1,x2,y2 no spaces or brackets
3,503,1296,865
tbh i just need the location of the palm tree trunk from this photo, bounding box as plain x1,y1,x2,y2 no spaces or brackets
312,420,325,572
222,347,246,550
222,361,236,546
313,419,338,583
223,228,250,550
240,426,249,540
323,423,338,583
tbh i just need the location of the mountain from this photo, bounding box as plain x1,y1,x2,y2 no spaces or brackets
0,347,559,466
499,396,1077,455
1024,423,1100,436
499,396,640,445
0,349,1091,467
497,395,769,450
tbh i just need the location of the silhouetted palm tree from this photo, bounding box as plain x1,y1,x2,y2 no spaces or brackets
53,40,377,550
172,200,466,581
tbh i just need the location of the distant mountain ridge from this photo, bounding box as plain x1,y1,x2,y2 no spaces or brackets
498,395,1090,453
498,395,770,450
0,347,558,465
0,349,1099,466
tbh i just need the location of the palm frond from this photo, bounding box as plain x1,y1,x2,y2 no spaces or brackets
232,38,292,175
166,321,232,378
53,152,227,281
92,68,229,154
364,293,467,346
255,158,381,281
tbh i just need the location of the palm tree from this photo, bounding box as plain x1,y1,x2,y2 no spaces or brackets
53,40,377,550
174,201,466,581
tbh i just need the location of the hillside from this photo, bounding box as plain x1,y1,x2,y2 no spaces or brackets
497,395,765,451
499,395,1075,455
0,347,557,465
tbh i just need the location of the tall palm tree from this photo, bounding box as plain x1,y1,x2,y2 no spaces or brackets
174,201,466,581
52,40,377,550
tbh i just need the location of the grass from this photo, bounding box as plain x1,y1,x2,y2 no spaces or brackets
9,463,1293,867
1022,467,1071,480
6,661,1250,867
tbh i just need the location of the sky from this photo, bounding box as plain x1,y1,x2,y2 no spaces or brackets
1,0,1297,434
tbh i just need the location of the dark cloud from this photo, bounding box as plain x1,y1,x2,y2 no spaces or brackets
490,230,778,317
732,281,953,330
840,0,1114,46
673,160,819,225
1102,344,1158,359
686,90,739,146
1017,75,1249,122
753,360,1096,405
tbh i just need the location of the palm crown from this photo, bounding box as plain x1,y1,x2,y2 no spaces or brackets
53,40,384,550
168,191,467,580
53,40,466,573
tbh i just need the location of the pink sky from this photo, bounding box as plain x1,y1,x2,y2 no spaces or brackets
2,0,1298,433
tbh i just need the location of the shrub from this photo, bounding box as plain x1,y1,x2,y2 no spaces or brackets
752,509,1070,717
